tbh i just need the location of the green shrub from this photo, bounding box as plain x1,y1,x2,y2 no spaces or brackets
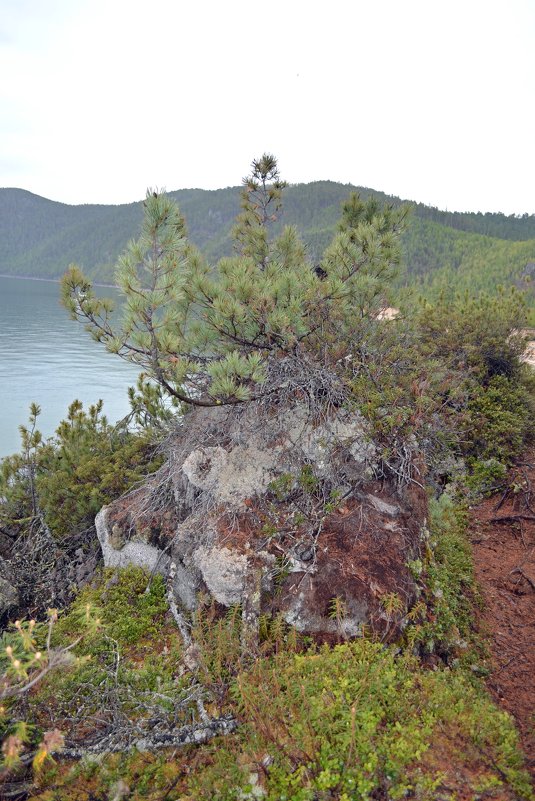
465,374,533,465
403,492,479,661
465,457,508,497
0,401,161,544
186,641,532,801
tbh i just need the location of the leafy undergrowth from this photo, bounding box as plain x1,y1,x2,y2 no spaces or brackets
4,556,529,801
26,642,532,801
1,569,193,783
402,492,483,663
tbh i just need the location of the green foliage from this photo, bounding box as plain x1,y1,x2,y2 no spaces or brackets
406,493,477,655
190,601,244,692
465,374,533,465
61,156,408,408
0,400,160,542
190,598,305,698
464,458,509,497
233,153,287,269
268,472,295,501
186,641,532,801
71,567,169,646
11,566,533,801
328,596,349,633
44,568,171,667
127,375,183,430
297,465,319,494
0,607,99,774
416,287,528,382
408,289,534,478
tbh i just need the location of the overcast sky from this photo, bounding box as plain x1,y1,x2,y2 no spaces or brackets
1,0,534,213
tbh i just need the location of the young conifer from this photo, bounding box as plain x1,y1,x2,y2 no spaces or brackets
61,156,406,408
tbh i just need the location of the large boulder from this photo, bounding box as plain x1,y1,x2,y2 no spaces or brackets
96,402,426,641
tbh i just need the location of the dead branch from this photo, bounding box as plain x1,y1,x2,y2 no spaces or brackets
493,487,511,513
489,514,535,524
166,561,192,648
510,567,535,591
59,715,237,758
0,779,34,799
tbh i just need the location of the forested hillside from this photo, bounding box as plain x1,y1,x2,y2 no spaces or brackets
2,184,535,315
405,218,535,306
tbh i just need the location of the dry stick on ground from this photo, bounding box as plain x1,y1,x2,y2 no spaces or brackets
510,568,535,591
58,716,238,758
493,487,512,513
509,544,535,591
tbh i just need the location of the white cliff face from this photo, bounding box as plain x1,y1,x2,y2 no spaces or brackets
181,442,281,505
191,546,250,607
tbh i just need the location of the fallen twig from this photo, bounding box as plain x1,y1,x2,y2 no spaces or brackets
493,487,511,513
510,567,535,591
59,716,238,758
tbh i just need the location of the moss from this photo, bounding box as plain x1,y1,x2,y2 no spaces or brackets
48,567,169,651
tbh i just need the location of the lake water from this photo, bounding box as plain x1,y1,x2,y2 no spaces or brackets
0,276,139,458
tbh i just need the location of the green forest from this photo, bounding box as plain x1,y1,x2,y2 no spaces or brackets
1,158,535,799
2,181,535,322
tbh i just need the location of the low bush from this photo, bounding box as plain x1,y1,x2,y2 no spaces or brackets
465,374,533,466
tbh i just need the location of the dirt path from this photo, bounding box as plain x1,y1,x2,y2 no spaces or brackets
470,455,535,778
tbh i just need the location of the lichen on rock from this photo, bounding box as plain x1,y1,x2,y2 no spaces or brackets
0,568,19,618
95,399,426,642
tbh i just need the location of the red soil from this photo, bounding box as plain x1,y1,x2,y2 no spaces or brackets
470,453,535,779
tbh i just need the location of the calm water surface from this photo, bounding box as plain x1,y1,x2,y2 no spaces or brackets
0,276,139,458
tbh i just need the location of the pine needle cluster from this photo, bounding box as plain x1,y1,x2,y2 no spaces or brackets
61,155,406,410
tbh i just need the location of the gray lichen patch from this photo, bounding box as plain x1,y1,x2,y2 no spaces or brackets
94,400,425,641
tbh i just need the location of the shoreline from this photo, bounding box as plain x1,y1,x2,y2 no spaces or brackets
0,273,118,289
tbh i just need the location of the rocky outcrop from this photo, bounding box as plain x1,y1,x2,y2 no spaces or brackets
96,402,426,641
0,569,19,618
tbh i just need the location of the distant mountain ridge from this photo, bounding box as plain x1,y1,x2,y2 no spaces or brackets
1,183,535,317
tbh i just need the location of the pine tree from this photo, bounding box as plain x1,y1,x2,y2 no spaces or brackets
61,155,407,409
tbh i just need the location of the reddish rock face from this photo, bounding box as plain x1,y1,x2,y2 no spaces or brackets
209,481,426,643
278,495,424,641
97,403,427,642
